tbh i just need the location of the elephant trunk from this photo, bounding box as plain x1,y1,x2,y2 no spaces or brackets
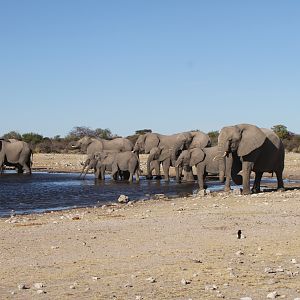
217,140,229,182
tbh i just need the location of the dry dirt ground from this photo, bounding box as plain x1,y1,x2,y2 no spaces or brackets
0,153,300,299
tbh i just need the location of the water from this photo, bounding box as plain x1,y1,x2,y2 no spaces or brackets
0,172,298,217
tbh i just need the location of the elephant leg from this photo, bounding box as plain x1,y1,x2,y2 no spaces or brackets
252,171,263,193
162,160,170,181
111,163,118,181
17,165,24,174
135,167,140,183
224,154,233,192
184,166,194,182
242,162,253,195
196,165,205,190
175,166,181,183
275,170,285,191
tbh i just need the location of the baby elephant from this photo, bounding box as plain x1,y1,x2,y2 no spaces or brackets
95,151,140,182
175,146,232,190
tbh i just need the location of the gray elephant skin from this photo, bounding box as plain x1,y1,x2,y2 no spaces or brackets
175,146,232,190
71,136,133,176
133,131,210,179
217,124,285,194
0,139,32,174
94,151,140,182
146,146,181,181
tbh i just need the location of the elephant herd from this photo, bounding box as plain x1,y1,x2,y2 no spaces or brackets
70,123,285,195
0,123,285,195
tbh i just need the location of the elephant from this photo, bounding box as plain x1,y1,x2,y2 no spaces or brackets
217,124,285,194
146,146,181,181
133,131,210,179
94,151,140,182
0,139,32,174
175,146,232,190
70,136,133,176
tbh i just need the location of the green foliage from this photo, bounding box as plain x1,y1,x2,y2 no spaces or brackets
1,131,22,140
271,124,290,139
207,130,219,146
66,126,116,140
135,129,152,135
22,132,44,144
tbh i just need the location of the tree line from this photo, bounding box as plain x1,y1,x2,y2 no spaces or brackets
1,125,300,154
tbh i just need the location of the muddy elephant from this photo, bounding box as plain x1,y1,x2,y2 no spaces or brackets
0,139,32,174
175,146,232,191
70,136,133,176
95,151,140,182
217,124,285,194
133,131,210,179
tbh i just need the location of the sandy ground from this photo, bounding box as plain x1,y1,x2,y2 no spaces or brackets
1,153,300,299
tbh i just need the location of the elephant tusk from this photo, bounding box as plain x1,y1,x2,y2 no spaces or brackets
213,152,227,161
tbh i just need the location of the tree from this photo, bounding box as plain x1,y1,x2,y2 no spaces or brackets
135,129,152,135
1,131,22,140
207,130,219,146
271,125,290,139
94,128,114,139
22,132,44,144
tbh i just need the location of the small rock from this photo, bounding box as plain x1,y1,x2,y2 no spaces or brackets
275,267,284,273
181,279,191,285
37,290,46,294
205,284,218,291
197,189,207,197
267,291,278,299
124,283,133,288
51,246,59,250
92,276,100,281
146,277,156,283
70,285,76,289
33,283,44,289
240,297,252,300
233,189,242,195
236,250,244,256
136,296,143,300
291,259,297,264
118,194,129,203
18,284,29,290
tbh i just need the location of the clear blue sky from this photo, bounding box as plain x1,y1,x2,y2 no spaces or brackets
1,1,299,138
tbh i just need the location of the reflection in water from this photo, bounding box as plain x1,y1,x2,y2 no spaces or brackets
0,172,297,217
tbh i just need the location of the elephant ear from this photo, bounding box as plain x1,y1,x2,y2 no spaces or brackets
237,124,266,157
189,148,205,166
145,133,159,153
159,148,170,161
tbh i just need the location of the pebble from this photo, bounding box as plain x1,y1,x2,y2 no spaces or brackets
118,194,129,203
240,297,252,300
235,250,244,256
205,284,218,291
267,291,278,299
36,289,46,294
18,284,28,290
181,279,191,285
92,276,100,281
33,283,44,289
51,246,59,250
291,258,297,264
146,277,156,283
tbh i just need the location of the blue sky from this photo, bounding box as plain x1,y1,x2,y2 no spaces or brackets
0,1,299,138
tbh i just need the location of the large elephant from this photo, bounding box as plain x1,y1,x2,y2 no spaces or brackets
70,136,133,175
175,146,232,190
217,124,285,194
0,139,32,174
133,131,210,179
